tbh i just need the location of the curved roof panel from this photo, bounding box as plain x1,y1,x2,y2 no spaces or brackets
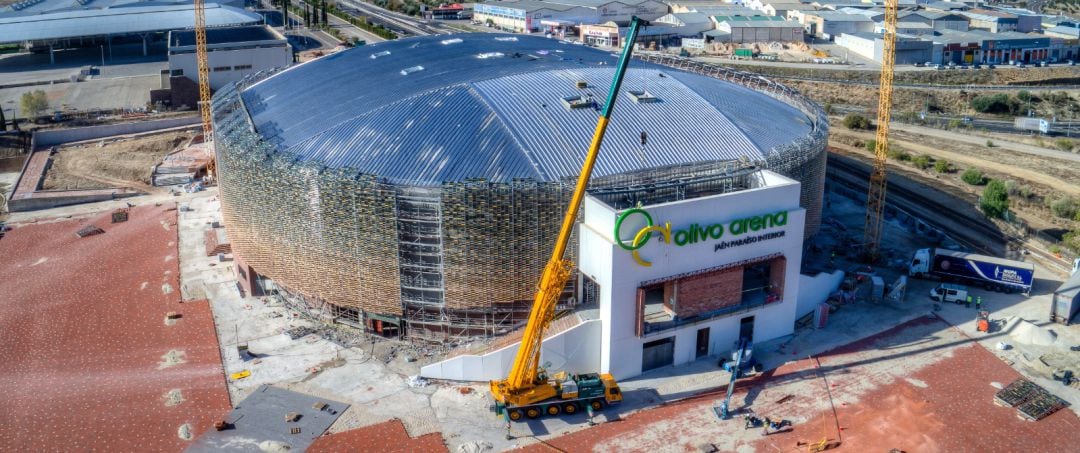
236,34,814,185
0,3,261,44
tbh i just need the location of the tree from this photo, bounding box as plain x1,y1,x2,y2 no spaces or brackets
980,179,1008,218
0,106,6,132
934,159,951,173
843,113,871,130
961,167,986,185
20,90,48,119
322,1,328,25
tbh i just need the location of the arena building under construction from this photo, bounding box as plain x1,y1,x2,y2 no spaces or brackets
210,34,827,343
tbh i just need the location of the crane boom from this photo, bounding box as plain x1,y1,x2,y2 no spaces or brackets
194,0,215,176
490,17,646,409
863,0,898,261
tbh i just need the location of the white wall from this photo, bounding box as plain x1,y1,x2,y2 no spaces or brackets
796,270,844,319
420,319,602,381
170,44,292,90
580,170,805,380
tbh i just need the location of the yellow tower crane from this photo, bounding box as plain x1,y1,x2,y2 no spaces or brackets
194,0,215,177
862,0,899,261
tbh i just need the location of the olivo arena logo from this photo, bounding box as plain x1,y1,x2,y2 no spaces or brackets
614,208,789,267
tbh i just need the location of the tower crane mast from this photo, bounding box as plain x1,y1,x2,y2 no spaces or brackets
863,0,899,261
194,0,215,177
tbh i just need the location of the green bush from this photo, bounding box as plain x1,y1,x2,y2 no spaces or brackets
948,119,963,130
934,159,951,173
970,94,1021,114
913,154,932,170
887,147,911,161
1064,229,1080,255
843,113,871,130
986,139,994,148
1056,139,1075,152
980,179,1009,218
823,102,834,115
1050,196,1079,219
961,167,986,185
1017,90,1033,103
864,139,877,153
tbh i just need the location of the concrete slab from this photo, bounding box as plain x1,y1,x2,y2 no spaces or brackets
187,384,349,452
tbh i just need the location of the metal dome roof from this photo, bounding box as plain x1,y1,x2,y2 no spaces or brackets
237,34,814,185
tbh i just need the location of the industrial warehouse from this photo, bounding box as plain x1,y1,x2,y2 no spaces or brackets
210,35,827,358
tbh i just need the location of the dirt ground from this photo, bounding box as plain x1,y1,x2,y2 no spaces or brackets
42,130,192,190
787,80,1080,118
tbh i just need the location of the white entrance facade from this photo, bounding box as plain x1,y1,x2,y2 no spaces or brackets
579,170,805,380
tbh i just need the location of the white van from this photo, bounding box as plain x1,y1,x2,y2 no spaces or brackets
930,283,968,304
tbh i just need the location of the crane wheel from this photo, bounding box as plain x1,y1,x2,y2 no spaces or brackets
547,405,561,416
590,400,603,411
508,410,523,421
526,408,541,419
563,403,577,414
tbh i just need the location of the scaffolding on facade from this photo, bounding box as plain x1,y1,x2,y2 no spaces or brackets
209,56,828,344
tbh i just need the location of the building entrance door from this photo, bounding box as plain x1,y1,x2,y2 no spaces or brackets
696,327,710,358
739,316,755,342
642,337,675,372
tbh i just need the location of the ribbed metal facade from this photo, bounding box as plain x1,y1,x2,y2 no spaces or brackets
211,36,827,341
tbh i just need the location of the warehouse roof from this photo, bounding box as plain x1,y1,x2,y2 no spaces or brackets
0,3,262,44
169,25,282,47
234,34,815,185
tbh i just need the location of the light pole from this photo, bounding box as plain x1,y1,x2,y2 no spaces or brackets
100,44,104,67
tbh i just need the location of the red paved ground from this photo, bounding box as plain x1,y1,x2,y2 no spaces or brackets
523,317,1080,453
0,204,231,451
308,419,448,453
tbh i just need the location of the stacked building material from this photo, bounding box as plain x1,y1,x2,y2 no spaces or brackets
995,378,1069,421
204,228,231,256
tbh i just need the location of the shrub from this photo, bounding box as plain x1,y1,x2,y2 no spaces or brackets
948,119,962,130
961,167,986,185
843,113,871,130
1056,139,1075,152
986,139,994,148
1017,90,1033,103
823,102,834,115
980,180,1009,218
970,94,1011,114
933,159,951,173
887,147,911,161
1065,229,1080,255
864,139,877,153
913,154,932,170
1050,196,1078,219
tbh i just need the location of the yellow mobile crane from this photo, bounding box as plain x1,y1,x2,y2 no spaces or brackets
862,0,899,261
194,0,215,177
488,17,647,422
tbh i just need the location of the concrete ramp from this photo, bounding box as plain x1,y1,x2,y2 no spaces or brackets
421,319,602,382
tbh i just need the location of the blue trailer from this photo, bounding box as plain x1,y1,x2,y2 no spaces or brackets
908,248,1034,294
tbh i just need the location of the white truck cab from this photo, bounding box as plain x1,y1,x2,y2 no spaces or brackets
909,248,932,277
930,283,968,304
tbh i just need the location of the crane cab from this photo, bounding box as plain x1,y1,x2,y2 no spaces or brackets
600,373,622,404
